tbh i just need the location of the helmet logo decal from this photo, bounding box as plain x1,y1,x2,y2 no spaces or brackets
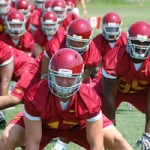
72,34,82,40
137,34,148,42
58,69,72,77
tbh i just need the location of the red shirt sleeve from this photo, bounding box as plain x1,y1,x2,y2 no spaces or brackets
75,84,101,119
19,32,35,52
0,42,13,65
83,41,102,67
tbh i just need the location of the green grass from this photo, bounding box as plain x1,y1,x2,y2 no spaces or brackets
78,1,150,37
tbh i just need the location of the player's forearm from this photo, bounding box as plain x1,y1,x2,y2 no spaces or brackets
0,83,10,95
0,95,21,110
145,104,150,132
90,146,104,150
104,98,116,123
25,144,39,150
80,0,87,11
145,87,150,132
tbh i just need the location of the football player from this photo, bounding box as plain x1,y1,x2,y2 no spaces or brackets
91,12,127,78
0,48,132,150
92,21,150,150
42,18,102,83
0,10,34,56
33,11,66,57
0,41,33,129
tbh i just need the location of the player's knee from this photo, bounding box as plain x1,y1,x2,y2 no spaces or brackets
113,133,125,144
0,129,17,147
0,132,9,148
113,133,132,150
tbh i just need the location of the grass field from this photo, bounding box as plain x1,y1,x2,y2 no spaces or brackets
0,1,148,149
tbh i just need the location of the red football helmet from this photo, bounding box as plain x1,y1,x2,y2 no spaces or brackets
16,0,30,19
48,48,84,98
0,0,11,14
102,12,122,41
51,0,67,22
43,0,53,12
127,21,150,60
5,10,26,37
41,11,58,36
65,0,74,14
66,18,92,55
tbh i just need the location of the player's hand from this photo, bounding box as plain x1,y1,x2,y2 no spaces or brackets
0,111,6,129
135,133,150,150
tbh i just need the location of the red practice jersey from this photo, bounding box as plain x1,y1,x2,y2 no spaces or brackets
46,35,102,68
0,31,34,53
24,80,101,133
93,31,127,59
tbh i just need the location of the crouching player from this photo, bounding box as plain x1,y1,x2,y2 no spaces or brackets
0,48,132,150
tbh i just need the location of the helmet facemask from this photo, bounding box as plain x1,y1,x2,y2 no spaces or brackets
35,0,45,9
48,68,83,99
67,6,74,14
18,9,30,19
66,34,91,55
5,18,26,37
42,20,58,36
52,7,67,22
127,37,150,60
0,0,10,15
102,22,122,41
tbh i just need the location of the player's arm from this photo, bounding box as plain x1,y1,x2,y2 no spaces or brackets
0,94,21,110
145,85,150,132
80,0,88,18
86,111,104,150
33,43,43,58
102,68,118,124
82,66,96,82
0,61,14,95
41,52,50,79
135,86,150,149
24,114,42,150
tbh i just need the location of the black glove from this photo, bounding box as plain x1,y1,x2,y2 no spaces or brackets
135,133,150,150
0,111,6,129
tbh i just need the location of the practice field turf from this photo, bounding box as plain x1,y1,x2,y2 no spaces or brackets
0,1,149,149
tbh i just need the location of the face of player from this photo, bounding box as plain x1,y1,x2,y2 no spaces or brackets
0,3,9,14
55,76,75,87
0,4,7,9
54,76,76,101
10,24,22,28
129,40,150,63
9,24,22,38
69,39,86,48
133,40,150,55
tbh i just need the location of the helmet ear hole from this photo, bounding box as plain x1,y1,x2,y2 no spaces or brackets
48,48,84,98
127,21,150,60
